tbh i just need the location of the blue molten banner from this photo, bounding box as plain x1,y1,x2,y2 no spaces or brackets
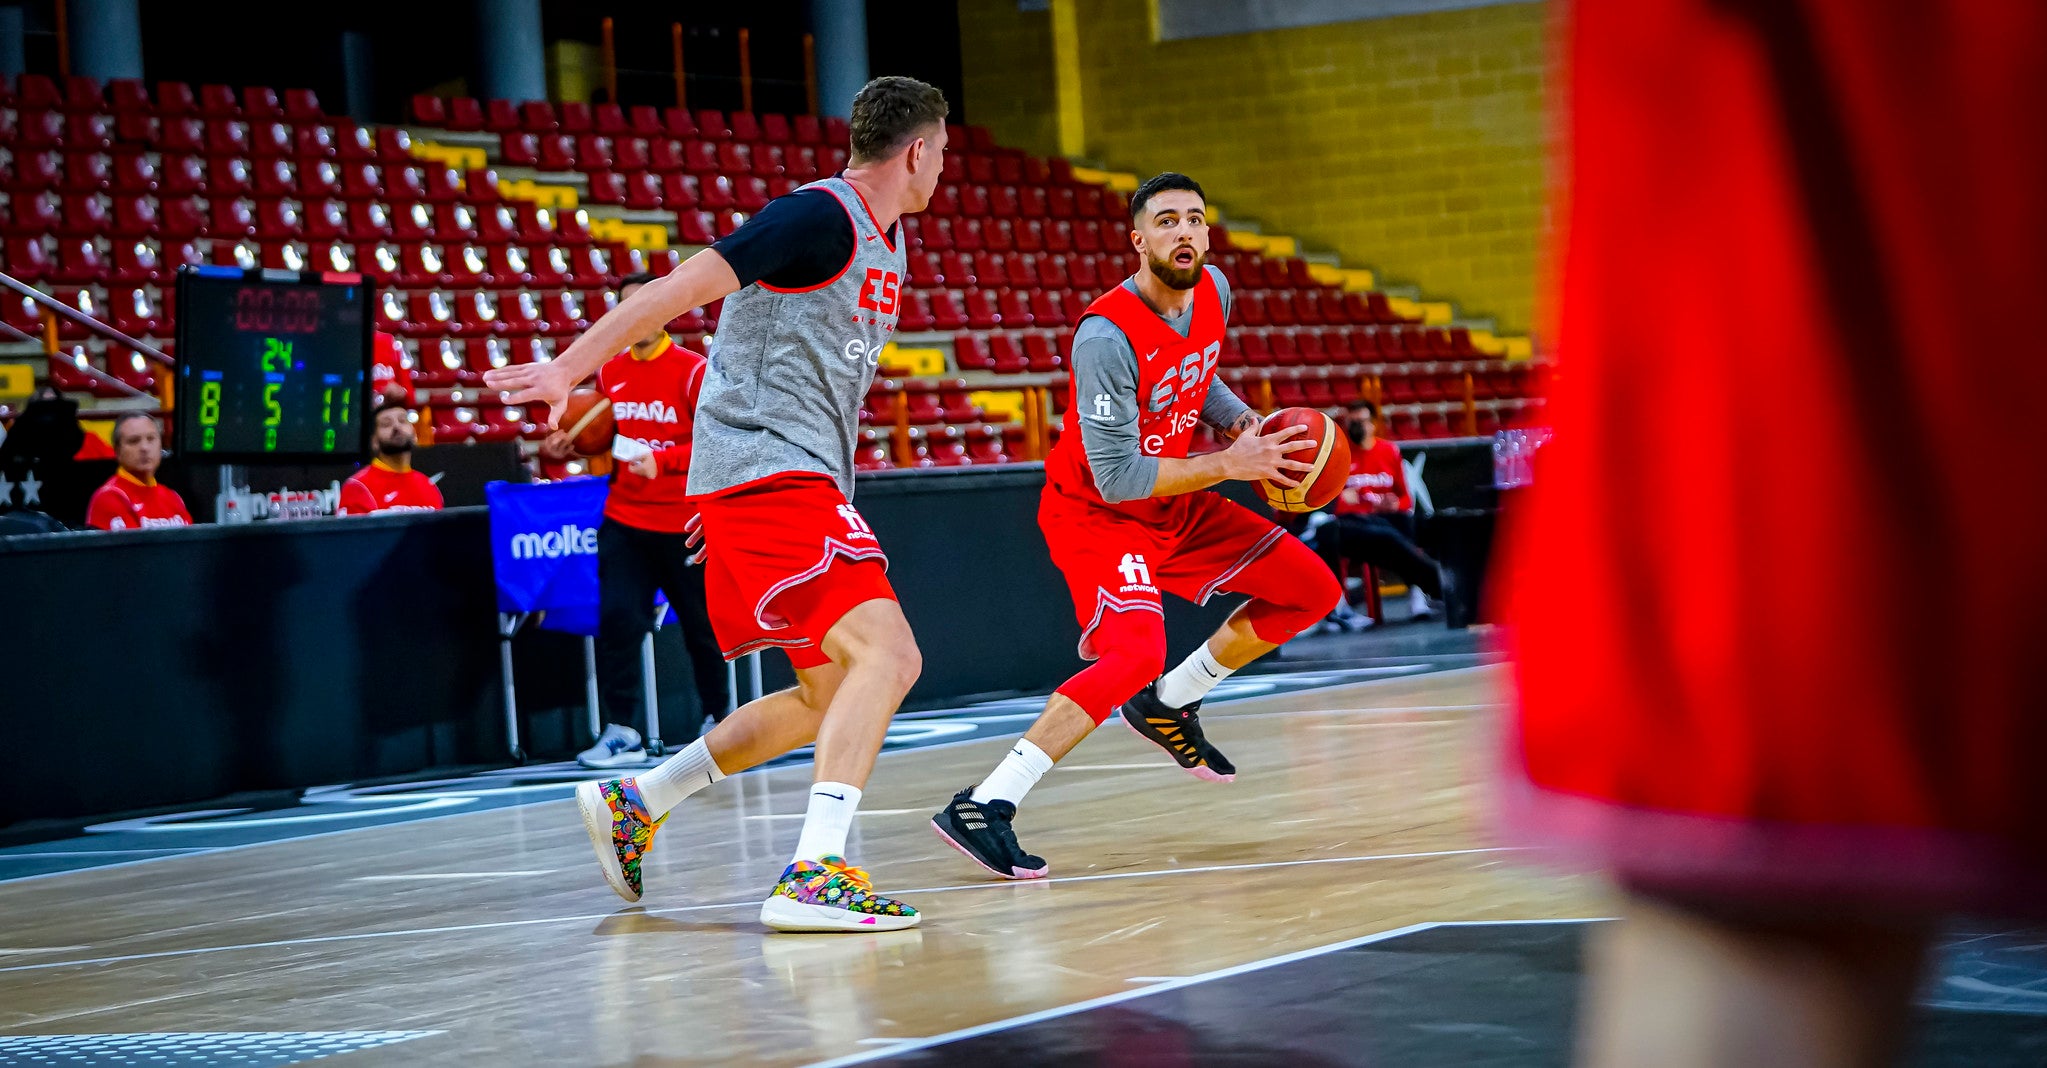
486,479,607,627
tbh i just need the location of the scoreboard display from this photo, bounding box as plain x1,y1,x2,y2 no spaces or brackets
174,266,372,462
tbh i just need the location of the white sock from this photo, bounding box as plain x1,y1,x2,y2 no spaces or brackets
1156,643,1235,709
791,781,862,863
970,739,1055,806
633,739,723,819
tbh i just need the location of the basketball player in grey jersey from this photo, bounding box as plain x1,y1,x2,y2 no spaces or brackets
488,77,947,931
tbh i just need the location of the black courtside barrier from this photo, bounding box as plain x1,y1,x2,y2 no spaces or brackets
2,445,1493,826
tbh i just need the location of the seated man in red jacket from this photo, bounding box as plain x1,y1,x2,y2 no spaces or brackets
1309,398,1447,629
338,398,443,515
86,412,191,531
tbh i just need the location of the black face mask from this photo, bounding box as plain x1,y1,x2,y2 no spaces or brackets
1345,420,1370,444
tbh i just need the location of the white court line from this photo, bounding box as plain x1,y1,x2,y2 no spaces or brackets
0,846,1520,976
0,849,206,858
801,918,1610,1068
1057,763,1178,771
351,871,555,882
0,665,1504,888
0,947,91,955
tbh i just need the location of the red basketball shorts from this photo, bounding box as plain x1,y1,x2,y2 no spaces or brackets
1039,483,1309,660
696,473,897,670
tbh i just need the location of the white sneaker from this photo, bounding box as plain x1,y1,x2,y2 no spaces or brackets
1408,587,1436,619
1333,603,1377,631
578,723,646,769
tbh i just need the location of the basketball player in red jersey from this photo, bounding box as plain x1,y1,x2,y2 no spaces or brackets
1505,1,2047,1063
488,77,946,931
337,398,443,515
932,173,1342,878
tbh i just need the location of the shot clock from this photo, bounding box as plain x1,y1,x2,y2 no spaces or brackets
174,266,374,463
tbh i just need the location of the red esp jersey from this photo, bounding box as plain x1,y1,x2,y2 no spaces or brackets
598,335,708,533
1047,274,1226,523
339,460,444,514
86,471,191,530
1335,437,1412,515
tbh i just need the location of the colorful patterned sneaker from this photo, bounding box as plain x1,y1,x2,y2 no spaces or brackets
1120,681,1237,783
759,857,921,932
575,778,665,903
931,788,1049,879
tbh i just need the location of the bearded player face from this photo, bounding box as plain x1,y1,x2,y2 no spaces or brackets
1132,188,1210,290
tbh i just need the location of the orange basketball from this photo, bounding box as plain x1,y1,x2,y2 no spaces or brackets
559,390,615,457
1257,407,1351,513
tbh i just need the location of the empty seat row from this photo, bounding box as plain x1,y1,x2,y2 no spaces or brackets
901,214,1133,256
0,111,413,162
411,96,851,148
501,132,851,180
5,75,323,122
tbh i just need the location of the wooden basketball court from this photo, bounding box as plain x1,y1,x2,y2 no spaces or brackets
0,663,1612,1065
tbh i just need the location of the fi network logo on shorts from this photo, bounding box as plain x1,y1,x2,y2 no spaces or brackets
510,523,599,559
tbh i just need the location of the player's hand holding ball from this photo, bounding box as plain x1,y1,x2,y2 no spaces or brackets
1249,407,1351,513
1222,418,1314,489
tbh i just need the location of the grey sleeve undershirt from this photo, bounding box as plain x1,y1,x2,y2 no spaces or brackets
1071,317,1158,505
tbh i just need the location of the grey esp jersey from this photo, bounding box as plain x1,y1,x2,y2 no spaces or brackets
689,177,906,499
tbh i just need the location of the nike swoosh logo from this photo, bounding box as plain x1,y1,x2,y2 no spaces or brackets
817,792,846,801
1142,348,1160,362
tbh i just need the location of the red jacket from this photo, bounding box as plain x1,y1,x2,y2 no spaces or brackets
339,459,444,514
86,470,191,530
597,335,707,532
1334,437,1412,515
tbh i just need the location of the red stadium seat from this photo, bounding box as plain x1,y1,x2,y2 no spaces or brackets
954,334,994,371
447,97,486,131
961,291,999,330
157,196,205,238
58,151,111,194
294,123,338,159
476,99,517,134
987,334,1027,374
500,132,540,168
198,84,239,117
995,290,1031,328
896,291,937,332
695,109,732,140
520,100,558,132
793,114,824,144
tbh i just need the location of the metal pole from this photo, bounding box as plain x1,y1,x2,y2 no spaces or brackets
671,22,687,110
499,613,526,762
641,602,664,756
725,658,739,716
802,33,818,117
600,17,618,105
747,651,763,706
582,634,601,741
738,27,753,115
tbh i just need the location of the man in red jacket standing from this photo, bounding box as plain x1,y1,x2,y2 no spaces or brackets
572,272,729,768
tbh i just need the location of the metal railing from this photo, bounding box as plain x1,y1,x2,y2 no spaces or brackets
0,269,176,407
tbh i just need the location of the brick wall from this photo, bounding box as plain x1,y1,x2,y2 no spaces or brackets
957,0,1062,160
957,0,1548,333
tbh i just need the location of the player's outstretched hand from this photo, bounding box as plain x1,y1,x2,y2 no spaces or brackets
683,511,707,565
1221,421,1315,488
483,360,574,428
